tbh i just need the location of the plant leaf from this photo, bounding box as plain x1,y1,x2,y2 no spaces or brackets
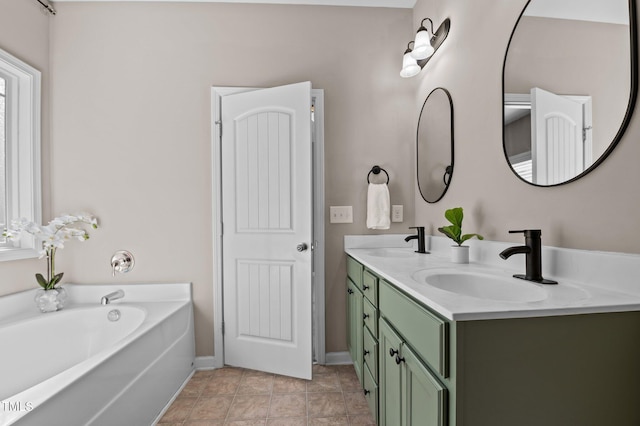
444,207,463,227
35,273,48,289
438,225,462,244
460,233,484,245
51,272,64,287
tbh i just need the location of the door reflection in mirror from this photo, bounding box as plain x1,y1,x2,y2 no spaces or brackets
504,88,593,185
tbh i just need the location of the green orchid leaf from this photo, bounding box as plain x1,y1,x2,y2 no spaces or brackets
35,273,48,289
51,272,64,287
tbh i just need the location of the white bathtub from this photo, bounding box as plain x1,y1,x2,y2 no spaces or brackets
0,283,195,426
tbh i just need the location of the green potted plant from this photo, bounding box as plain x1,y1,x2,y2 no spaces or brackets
437,207,483,263
3,213,99,312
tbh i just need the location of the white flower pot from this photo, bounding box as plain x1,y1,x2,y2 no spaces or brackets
451,245,469,264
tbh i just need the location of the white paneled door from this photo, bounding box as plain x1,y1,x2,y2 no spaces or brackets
221,82,313,380
531,87,585,185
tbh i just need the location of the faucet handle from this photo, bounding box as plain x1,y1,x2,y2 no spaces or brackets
111,250,135,277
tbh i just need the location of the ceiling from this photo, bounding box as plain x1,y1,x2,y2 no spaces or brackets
524,0,628,25
52,0,417,8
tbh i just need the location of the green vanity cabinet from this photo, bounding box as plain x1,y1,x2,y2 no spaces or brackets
347,254,640,426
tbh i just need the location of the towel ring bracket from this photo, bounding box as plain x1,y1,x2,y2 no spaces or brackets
367,165,390,184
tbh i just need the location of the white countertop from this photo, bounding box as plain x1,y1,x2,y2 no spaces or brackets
345,235,640,321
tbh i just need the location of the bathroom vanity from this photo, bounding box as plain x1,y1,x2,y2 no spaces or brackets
345,236,640,426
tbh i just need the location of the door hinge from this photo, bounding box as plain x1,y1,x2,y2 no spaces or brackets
222,321,225,335
216,120,223,137
583,125,592,142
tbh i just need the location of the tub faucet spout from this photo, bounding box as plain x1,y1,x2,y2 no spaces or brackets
101,290,125,305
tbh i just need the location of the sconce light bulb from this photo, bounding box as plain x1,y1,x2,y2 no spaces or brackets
400,51,421,78
411,28,435,60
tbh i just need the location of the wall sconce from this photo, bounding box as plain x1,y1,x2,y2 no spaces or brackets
400,17,450,78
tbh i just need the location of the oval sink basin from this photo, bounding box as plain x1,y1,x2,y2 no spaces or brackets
412,269,548,302
366,248,415,258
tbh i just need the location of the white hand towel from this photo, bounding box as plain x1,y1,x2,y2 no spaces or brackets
367,183,391,230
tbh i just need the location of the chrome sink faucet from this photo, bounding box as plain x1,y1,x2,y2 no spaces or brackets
101,289,125,305
405,226,428,254
499,229,557,284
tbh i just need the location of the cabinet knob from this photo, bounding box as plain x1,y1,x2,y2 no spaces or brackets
364,389,370,395
363,313,369,320
389,348,399,357
364,350,370,356
347,288,353,294
363,284,370,290
395,355,405,365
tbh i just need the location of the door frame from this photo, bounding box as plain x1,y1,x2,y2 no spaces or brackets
210,86,325,368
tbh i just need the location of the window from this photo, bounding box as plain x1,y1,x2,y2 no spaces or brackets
1,76,6,228
0,48,42,261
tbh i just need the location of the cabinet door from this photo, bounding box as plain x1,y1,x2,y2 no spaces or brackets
401,344,447,426
347,278,364,383
379,318,403,426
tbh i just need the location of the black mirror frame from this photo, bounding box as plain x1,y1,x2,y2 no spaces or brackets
501,0,638,187
417,87,455,203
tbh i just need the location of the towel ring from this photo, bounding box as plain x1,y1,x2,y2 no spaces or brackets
367,165,390,184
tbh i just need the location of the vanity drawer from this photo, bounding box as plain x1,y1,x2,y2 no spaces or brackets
347,256,364,290
363,327,378,383
363,298,378,336
379,280,448,378
362,269,379,306
363,361,378,422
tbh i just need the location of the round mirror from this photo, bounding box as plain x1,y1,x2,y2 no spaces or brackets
417,87,454,203
503,0,637,186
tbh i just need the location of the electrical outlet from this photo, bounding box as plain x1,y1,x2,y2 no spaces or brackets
392,205,403,222
330,206,353,223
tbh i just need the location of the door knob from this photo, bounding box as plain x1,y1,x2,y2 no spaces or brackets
296,243,308,252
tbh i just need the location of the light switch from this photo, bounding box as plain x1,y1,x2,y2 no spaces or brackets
330,206,353,224
392,205,403,222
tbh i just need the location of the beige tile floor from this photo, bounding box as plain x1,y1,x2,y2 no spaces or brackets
158,364,376,425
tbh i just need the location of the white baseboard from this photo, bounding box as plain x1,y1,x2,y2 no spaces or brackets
195,353,351,370
194,356,217,370
324,351,353,365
